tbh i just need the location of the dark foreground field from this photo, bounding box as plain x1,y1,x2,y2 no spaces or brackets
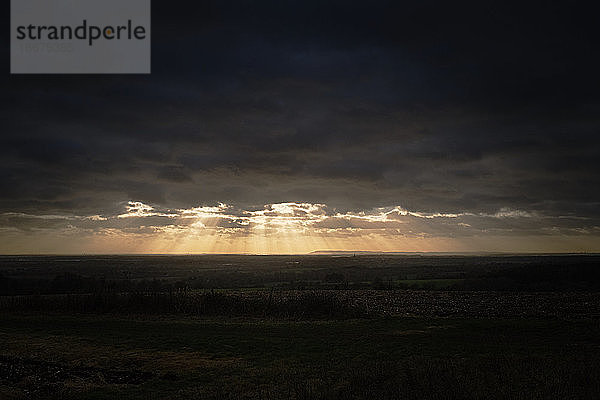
1,255,599,399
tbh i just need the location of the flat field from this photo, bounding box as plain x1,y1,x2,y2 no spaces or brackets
1,255,599,399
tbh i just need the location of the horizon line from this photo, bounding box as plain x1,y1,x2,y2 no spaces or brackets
1,251,599,257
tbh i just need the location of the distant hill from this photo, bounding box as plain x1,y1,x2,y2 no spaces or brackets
307,250,562,256
309,250,464,256
309,250,415,255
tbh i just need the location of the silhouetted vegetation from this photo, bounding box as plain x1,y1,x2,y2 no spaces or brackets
0,290,368,319
1,254,599,295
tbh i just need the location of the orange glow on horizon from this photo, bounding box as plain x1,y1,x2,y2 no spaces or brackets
0,201,598,254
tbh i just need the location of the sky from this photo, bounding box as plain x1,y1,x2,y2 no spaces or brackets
1,0,599,254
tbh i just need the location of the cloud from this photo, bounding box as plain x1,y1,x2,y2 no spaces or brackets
0,1,599,252
1,201,598,251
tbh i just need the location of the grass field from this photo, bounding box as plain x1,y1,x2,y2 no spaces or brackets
1,314,599,399
1,255,599,399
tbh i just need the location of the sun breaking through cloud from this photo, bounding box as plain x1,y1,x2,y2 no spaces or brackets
0,201,598,254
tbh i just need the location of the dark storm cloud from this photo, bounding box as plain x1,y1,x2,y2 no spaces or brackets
1,0,599,237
